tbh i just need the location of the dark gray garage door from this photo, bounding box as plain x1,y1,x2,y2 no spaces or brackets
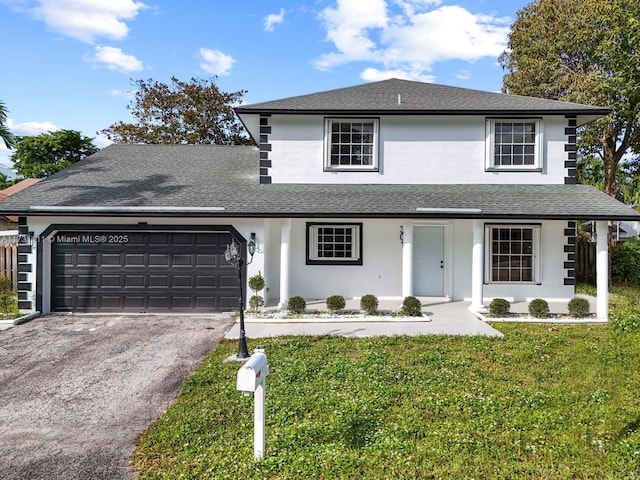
51,231,241,312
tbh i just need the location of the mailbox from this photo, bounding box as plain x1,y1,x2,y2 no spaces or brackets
236,352,269,393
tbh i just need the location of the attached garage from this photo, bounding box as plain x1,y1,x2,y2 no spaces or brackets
49,228,242,313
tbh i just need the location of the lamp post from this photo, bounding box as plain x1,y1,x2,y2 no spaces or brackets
225,233,256,359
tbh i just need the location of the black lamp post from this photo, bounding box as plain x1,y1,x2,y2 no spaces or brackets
225,233,256,359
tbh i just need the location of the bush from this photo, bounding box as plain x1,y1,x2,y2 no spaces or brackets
611,237,640,285
326,295,346,312
360,294,379,315
248,272,265,294
567,297,590,317
489,298,511,316
287,296,306,314
528,298,550,318
401,296,422,317
0,274,15,319
249,295,264,312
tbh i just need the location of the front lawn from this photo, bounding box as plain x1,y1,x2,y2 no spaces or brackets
134,323,640,479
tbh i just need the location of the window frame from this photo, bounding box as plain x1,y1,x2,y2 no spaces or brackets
324,118,379,172
484,224,541,284
306,222,363,266
485,118,543,171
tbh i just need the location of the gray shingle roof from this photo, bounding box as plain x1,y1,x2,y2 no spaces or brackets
0,144,637,221
235,78,610,116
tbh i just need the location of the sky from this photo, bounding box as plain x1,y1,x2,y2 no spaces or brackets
0,0,531,170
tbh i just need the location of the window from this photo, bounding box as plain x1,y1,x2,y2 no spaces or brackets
485,225,541,283
325,119,378,171
307,223,362,265
486,119,542,170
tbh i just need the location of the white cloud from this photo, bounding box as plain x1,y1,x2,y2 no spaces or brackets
93,133,113,149
31,0,148,43
110,88,136,98
315,0,510,81
455,69,471,80
360,67,435,83
7,118,58,136
264,8,285,32
199,48,235,76
88,46,143,72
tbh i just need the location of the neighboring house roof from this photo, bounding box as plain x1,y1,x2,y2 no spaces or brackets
0,178,42,223
0,144,637,221
235,78,610,117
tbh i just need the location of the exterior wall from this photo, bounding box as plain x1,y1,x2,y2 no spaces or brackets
286,218,403,300
452,219,575,302
264,114,570,185
22,216,267,314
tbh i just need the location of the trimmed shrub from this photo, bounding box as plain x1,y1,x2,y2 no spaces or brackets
287,296,306,314
360,294,379,315
528,298,550,318
568,297,590,317
249,295,264,312
248,272,265,294
489,298,511,316
326,295,346,312
401,296,423,317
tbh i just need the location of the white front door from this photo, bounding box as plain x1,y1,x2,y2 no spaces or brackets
413,226,445,296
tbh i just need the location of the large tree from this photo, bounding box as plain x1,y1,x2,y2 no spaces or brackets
11,130,99,178
101,76,252,145
0,100,16,149
499,0,640,199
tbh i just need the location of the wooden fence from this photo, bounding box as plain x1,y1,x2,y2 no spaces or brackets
576,240,596,285
0,242,18,291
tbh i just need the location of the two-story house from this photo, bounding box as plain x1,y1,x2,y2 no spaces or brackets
1,79,638,319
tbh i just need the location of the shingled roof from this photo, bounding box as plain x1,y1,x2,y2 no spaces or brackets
0,144,637,221
235,78,610,117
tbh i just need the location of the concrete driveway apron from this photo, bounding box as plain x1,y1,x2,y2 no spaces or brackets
0,313,231,480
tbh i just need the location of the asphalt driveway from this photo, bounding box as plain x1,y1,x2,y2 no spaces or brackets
0,313,232,480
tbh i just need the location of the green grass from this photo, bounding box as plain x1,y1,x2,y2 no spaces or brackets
133,323,640,479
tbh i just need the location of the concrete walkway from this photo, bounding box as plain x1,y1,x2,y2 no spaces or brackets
225,300,504,338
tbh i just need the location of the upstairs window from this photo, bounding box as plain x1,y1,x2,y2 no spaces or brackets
325,119,379,171
307,223,363,265
486,119,542,171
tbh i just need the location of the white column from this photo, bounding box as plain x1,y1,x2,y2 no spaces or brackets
596,220,609,320
470,220,485,311
401,223,413,298
278,219,291,309
254,381,266,460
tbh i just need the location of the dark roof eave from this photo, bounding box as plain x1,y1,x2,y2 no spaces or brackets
12,210,639,221
234,107,611,117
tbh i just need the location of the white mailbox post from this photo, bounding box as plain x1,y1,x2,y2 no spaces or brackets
236,350,269,460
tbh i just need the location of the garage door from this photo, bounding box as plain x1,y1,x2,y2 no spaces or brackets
51,231,241,312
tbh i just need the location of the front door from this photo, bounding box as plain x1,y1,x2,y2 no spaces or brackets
413,226,444,296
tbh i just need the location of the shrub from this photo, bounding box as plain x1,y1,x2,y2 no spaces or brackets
287,296,306,314
401,296,422,317
248,272,265,294
489,298,511,316
528,298,550,318
0,274,15,319
611,237,640,285
326,295,346,312
360,294,379,315
249,295,264,312
567,297,590,317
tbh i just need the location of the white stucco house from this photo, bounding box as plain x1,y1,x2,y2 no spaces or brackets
1,79,639,320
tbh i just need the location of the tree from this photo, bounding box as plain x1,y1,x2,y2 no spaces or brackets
11,130,99,178
499,0,640,199
0,100,16,149
100,76,252,145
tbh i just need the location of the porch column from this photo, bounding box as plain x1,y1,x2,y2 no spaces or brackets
401,223,413,298
470,220,485,311
278,219,291,310
596,220,609,320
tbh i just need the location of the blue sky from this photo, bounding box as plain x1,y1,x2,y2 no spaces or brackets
0,0,531,168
